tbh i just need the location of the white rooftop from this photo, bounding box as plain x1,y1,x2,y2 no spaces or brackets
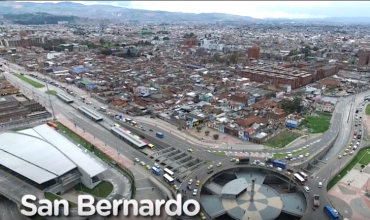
0,124,106,184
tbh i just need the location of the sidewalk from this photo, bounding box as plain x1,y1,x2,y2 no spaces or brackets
58,118,133,169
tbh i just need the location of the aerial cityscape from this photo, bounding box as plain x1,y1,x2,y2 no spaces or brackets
1,1,370,220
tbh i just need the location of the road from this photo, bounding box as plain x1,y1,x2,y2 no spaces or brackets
0,196,25,220
2,59,369,220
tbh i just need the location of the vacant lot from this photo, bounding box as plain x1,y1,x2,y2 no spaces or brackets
264,130,302,149
14,74,44,88
302,112,332,133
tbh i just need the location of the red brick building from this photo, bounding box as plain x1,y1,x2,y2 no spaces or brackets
358,48,370,66
183,39,199,47
247,47,260,60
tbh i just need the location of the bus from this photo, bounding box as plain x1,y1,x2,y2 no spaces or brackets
272,160,286,169
47,121,58,130
324,205,339,220
299,172,308,180
156,132,164,138
163,168,174,177
293,173,305,185
152,167,161,176
119,127,131,134
163,174,174,185
141,139,155,150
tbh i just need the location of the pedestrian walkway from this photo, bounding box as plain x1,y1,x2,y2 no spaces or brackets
58,118,133,169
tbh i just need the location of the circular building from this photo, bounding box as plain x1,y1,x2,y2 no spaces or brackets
200,167,307,220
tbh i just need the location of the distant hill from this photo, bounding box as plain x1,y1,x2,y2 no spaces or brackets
0,1,258,22
3,13,77,25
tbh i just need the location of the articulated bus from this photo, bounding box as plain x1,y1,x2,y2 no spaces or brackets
299,172,308,180
164,168,175,177
119,126,131,134
47,121,59,130
141,139,155,150
293,173,305,185
163,174,174,185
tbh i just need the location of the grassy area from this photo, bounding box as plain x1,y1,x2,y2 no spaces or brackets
56,122,136,198
14,74,44,88
366,104,370,115
74,181,113,198
302,112,332,133
273,147,308,159
264,130,302,148
45,90,57,96
44,192,77,208
327,147,370,190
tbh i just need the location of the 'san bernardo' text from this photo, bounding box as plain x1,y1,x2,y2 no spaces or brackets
21,194,200,217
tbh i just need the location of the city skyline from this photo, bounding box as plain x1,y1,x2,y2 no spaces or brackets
19,1,370,19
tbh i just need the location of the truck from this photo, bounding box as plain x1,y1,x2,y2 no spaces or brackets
235,158,250,164
272,160,286,169
313,194,320,207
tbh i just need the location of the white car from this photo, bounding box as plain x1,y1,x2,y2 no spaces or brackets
303,186,310,193
154,163,160,168
318,182,322,188
193,189,198,196
188,179,193,185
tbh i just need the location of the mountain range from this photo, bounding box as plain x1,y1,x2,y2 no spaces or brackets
0,1,369,23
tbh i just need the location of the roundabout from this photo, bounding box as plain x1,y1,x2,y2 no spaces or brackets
178,158,308,220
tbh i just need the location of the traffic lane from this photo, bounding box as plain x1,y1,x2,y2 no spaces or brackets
115,119,220,160
0,196,20,220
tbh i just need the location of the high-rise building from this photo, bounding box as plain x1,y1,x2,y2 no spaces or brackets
358,48,370,66
247,46,260,60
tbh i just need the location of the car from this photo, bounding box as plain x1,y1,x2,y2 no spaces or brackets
199,212,206,220
207,169,214,174
285,172,292,177
318,182,322,188
305,153,310,157
298,155,304,159
208,165,213,170
349,150,354,155
146,165,151,170
196,180,200,186
287,168,294,173
187,185,192,191
154,163,160,168
188,149,193,153
230,158,236,162
343,152,347,156
276,167,282,172
141,128,146,131
338,155,342,159
176,178,183,183
149,129,153,132
345,148,350,152
134,158,140,162
188,179,193,185
193,189,198,196
216,162,222,167
173,185,179,190
140,161,145,166
303,186,310,193
259,162,265,167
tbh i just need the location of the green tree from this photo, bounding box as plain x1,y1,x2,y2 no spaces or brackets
280,97,303,113
213,134,219,140
205,130,210,136
99,38,105,45
313,46,319,51
153,36,159,40
163,37,170,40
196,126,202,132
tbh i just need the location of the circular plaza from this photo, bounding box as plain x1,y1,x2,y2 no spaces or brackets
199,167,307,220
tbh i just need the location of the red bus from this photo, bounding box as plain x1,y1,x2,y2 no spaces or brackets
141,139,155,150
47,121,58,130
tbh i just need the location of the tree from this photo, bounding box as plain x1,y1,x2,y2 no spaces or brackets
280,97,302,113
313,46,319,51
99,38,105,45
205,130,210,136
213,134,219,140
196,126,202,132
163,37,170,40
153,36,159,40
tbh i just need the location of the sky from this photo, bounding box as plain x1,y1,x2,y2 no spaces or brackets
19,1,370,19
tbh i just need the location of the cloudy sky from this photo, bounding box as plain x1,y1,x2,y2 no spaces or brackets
21,1,370,19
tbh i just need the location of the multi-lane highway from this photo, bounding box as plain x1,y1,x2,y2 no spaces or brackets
2,59,370,220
